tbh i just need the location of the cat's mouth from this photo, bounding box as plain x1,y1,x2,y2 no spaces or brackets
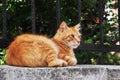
68,42,80,49
72,44,80,48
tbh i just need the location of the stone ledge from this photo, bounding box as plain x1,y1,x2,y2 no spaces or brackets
0,65,120,80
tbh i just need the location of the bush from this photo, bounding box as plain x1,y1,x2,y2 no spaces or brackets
0,48,6,65
0,0,119,65
76,51,120,65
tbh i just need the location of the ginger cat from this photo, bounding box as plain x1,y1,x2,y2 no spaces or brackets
6,21,81,67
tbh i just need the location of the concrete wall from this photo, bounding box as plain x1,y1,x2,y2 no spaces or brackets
0,65,120,80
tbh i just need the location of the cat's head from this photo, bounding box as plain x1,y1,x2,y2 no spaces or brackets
53,21,81,49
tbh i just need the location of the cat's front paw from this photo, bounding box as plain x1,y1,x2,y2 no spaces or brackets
48,59,68,67
65,56,77,66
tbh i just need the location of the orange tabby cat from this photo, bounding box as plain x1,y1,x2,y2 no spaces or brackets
6,21,81,67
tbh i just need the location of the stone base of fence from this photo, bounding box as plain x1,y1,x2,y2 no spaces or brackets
0,65,120,80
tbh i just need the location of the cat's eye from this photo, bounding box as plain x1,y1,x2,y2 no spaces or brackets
71,34,75,37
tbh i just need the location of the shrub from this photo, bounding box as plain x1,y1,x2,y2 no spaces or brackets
0,48,6,65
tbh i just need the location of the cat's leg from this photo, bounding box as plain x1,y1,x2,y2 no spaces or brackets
65,56,77,66
46,54,68,67
48,59,68,67
59,54,77,66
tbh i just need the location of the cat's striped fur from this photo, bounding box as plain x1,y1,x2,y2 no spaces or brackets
6,21,81,67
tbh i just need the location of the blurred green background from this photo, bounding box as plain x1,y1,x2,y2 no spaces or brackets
0,0,120,65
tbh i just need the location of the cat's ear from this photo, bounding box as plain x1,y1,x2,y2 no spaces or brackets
59,21,68,32
74,23,81,31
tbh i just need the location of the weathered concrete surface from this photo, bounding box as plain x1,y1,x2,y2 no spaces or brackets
0,65,120,80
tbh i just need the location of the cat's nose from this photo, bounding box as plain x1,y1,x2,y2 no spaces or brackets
77,40,80,44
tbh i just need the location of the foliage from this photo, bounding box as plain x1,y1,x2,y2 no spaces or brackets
76,51,120,65
0,48,6,65
76,0,120,64
0,0,119,65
